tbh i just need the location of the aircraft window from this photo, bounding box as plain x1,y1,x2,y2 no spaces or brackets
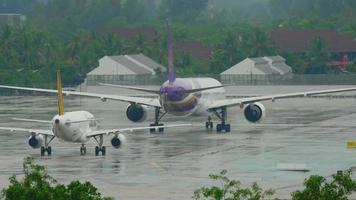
89,120,96,127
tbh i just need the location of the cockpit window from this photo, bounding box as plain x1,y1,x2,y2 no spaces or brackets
89,120,96,127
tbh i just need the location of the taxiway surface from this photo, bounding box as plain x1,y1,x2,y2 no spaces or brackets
0,85,356,199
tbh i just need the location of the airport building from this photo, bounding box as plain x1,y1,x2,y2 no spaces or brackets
220,55,292,84
272,29,356,72
0,13,26,26
86,54,166,85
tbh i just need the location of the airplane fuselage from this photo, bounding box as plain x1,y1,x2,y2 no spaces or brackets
159,78,225,116
52,111,96,143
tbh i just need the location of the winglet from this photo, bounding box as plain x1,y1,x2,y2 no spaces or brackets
166,19,176,83
57,70,64,116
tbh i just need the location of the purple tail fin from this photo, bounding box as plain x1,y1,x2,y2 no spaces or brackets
166,19,176,83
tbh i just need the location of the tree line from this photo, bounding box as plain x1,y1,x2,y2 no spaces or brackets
0,0,356,85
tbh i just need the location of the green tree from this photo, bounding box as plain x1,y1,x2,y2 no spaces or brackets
209,31,244,73
2,157,113,200
126,33,151,54
122,0,145,24
159,0,208,22
292,170,356,200
303,36,331,74
241,27,276,58
193,170,276,200
209,25,276,74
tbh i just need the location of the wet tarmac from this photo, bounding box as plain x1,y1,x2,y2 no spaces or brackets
1,85,356,199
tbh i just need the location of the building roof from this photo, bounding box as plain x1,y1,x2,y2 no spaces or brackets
129,54,165,72
88,54,166,76
264,56,291,74
110,55,152,74
175,40,213,61
272,29,356,53
220,55,292,75
249,57,277,74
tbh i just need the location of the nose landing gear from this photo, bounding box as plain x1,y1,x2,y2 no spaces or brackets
205,116,213,129
80,144,86,156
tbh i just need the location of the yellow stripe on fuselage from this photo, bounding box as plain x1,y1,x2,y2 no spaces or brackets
57,70,64,116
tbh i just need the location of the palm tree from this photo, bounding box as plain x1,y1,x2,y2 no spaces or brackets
242,27,276,57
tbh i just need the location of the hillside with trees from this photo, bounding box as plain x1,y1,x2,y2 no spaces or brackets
0,0,355,86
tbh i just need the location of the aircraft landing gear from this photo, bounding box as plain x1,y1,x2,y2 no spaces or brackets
41,146,52,156
95,146,106,156
212,106,231,133
150,107,166,133
80,144,86,156
40,134,55,156
93,135,106,156
205,116,213,129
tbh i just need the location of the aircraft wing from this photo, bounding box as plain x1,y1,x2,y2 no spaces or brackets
0,85,161,107
99,83,160,94
0,127,54,136
208,87,356,110
99,83,225,94
86,124,191,138
12,118,52,124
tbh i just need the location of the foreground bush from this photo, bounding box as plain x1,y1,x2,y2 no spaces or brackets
1,157,112,200
292,170,356,200
194,169,356,200
193,170,276,200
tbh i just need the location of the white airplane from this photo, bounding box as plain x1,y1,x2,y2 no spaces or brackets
0,71,188,156
1,21,356,133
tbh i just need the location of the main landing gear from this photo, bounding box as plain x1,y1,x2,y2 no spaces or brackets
40,134,55,156
211,106,231,133
80,144,86,156
93,135,106,156
150,107,166,133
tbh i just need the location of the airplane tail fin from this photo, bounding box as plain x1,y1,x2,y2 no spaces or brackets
166,19,176,83
56,70,64,116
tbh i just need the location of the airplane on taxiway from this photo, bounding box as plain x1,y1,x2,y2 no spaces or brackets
1,21,356,133
0,71,187,156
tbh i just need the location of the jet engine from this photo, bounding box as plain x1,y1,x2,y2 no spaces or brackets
126,104,148,122
243,102,266,123
28,134,44,149
111,134,126,149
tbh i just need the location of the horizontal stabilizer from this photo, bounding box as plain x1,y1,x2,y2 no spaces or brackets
184,85,225,94
99,83,160,94
65,118,101,124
